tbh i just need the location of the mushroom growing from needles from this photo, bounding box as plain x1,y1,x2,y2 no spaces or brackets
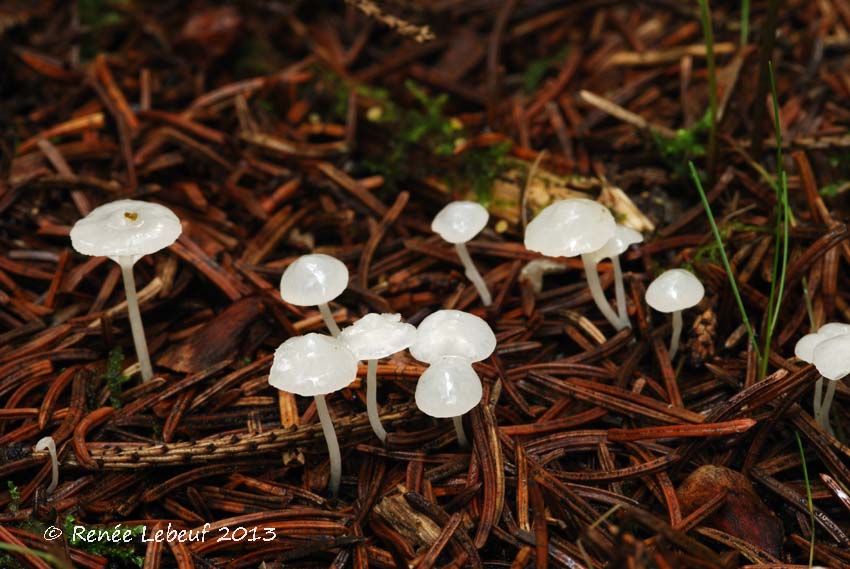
645,269,705,360
588,225,644,328
812,334,850,435
34,436,58,494
268,333,357,497
339,313,417,441
524,198,622,329
432,201,492,306
795,322,850,431
409,309,496,446
70,199,182,382
280,254,349,337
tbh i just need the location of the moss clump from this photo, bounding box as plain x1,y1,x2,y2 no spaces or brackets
64,517,145,568
652,111,711,178
103,347,130,408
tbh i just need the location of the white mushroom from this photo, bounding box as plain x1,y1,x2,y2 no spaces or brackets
409,310,496,446
409,310,496,364
812,334,850,435
589,225,644,328
432,201,492,306
34,436,58,494
280,254,349,337
70,200,182,382
415,356,483,447
524,198,622,329
339,313,416,441
645,269,705,360
794,322,850,428
268,333,358,496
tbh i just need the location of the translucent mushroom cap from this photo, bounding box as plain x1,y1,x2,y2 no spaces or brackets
70,199,182,264
268,333,358,396
818,322,850,339
524,198,616,258
279,254,349,306
588,225,644,263
432,201,489,244
415,356,483,418
409,309,496,364
645,269,705,313
813,334,850,381
794,333,823,364
339,313,417,360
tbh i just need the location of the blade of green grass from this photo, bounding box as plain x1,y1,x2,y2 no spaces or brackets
741,0,751,45
688,161,760,360
697,0,718,181
795,431,816,567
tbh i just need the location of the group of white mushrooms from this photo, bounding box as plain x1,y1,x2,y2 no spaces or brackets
57,196,842,499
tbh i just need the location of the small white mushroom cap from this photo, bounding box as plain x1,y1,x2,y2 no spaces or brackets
279,254,349,306
818,322,850,339
813,334,850,381
410,309,496,364
524,198,616,257
415,356,483,418
70,199,182,264
588,225,644,263
645,269,705,313
795,333,823,364
432,201,489,244
269,333,357,396
339,313,417,360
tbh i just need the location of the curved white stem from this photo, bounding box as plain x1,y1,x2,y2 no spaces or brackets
34,437,58,493
612,255,631,328
813,376,823,421
367,359,387,441
818,380,838,435
119,256,153,382
581,254,622,330
669,310,683,361
314,394,341,496
318,302,340,337
453,415,469,448
455,243,492,306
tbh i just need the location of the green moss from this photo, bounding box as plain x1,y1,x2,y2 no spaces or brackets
103,347,130,409
652,111,711,177
6,481,20,513
64,516,145,568
522,47,569,93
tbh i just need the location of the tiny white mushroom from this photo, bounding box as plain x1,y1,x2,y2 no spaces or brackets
812,334,850,434
432,201,492,306
268,333,358,496
645,269,705,360
339,313,417,441
415,356,483,447
409,310,496,446
589,225,644,328
280,254,349,337
524,198,621,329
794,322,850,426
34,436,58,493
70,200,182,382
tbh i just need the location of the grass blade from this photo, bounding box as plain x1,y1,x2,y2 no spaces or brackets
698,0,718,180
795,431,816,567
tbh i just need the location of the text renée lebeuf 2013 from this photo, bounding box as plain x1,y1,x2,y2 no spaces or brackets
71,523,278,543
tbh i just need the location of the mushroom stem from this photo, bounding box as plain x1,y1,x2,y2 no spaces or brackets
452,416,469,448
813,376,823,421
580,254,623,329
455,243,492,306
119,256,153,382
817,380,838,433
612,255,631,328
366,359,387,441
669,310,683,360
318,302,341,337
35,437,58,493
314,394,342,496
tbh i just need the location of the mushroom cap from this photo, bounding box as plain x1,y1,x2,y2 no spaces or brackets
339,313,417,360
415,356,482,417
645,269,705,313
794,333,823,364
268,333,358,396
524,198,616,258
432,201,489,244
70,199,182,264
409,309,496,364
588,225,644,263
279,254,349,306
813,334,850,380
818,322,850,339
